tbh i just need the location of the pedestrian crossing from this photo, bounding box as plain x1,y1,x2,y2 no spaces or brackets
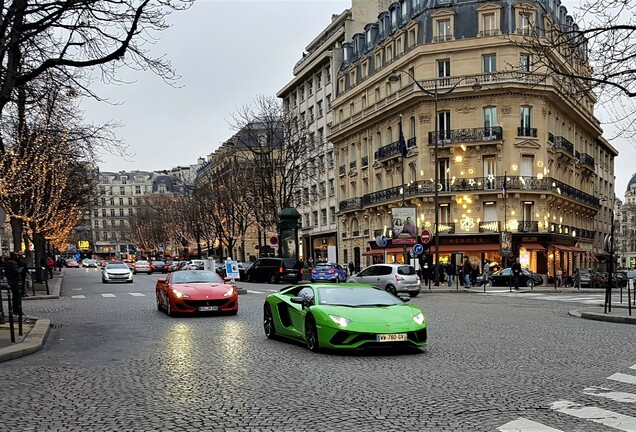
70,292,146,299
481,291,617,305
245,289,279,294
497,363,636,431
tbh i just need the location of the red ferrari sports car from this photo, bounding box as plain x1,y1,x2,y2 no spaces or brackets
155,270,238,316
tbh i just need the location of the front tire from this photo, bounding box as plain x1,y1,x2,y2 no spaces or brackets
385,284,397,295
305,314,320,352
166,295,173,317
526,279,535,287
102,279,107,284
263,304,277,339
269,274,279,284
156,293,162,311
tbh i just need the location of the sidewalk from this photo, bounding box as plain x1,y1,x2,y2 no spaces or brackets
0,271,62,362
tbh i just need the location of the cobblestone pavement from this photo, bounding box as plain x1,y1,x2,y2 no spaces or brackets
1,270,636,431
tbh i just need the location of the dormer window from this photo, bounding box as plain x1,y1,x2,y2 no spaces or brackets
366,29,372,44
434,18,453,42
391,8,398,28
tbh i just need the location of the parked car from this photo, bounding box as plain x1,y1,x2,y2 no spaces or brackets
65,259,80,268
347,263,421,297
484,267,544,287
186,259,205,270
155,270,238,316
102,262,133,283
310,262,348,283
244,257,304,284
578,268,594,288
237,262,253,281
150,260,167,273
133,260,153,275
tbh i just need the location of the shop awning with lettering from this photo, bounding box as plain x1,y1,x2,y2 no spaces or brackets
520,243,545,251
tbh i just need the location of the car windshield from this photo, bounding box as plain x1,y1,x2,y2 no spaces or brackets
317,286,402,307
171,270,222,284
106,264,128,270
136,261,149,265
315,264,333,270
152,261,164,265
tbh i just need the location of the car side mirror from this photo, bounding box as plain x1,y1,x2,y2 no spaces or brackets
224,277,231,282
290,296,305,306
157,278,166,283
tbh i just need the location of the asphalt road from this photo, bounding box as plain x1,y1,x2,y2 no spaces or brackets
1,269,635,431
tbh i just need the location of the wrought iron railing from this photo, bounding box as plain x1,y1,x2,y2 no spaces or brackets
339,165,346,176
352,230,360,237
550,135,574,155
349,160,357,171
407,137,417,148
580,153,595,170
518,221,539,233
361,156,369,167
517,127,538,137
428,127,502,146
339,197,362,212
374,140,403,161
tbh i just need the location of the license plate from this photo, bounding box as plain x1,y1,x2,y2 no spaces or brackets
376,333,407,342
198,306,218,312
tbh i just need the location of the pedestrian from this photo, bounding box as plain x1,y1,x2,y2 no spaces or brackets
462,256,472,288
480,260,491,288
445,262,455,287
348,261,355,276
556,268,563,287
511,257,522,290
573,267,580,288
46,256,54,278
422,262,431,286
4,253,23,313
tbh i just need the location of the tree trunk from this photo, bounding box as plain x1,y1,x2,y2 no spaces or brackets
10,217,22,253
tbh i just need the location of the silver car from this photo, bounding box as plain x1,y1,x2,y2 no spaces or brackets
102,263,134,283
347,264,421,297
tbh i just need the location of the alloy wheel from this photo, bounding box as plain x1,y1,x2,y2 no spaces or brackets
263,304,276,339
305,315,319,352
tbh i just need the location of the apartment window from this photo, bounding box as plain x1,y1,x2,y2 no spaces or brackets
329,179,335,196
375,52,382,68
483,155,496,189
481,13,496,36
308,106,314,123
362,61,369,78
311,184,317,198
520,54,531,72
439,204,451,224
338,109,343,123
312,211,319,227
376,173,383,190
317,100,323,118
522,201,534,222
128,197,133,205
99,186,106,195
483,106,497,133
409,116,416,138
308,79,313,96
375,131,382,151
483,54,497,73
362,95,367,109
363,178,369,195
300,87,305,101
119,197,124,205
408,28,417,47
437,59,450,78
327,151,334,168
326,68,331,84
326,94,331,110
518,12,532,35
94,220,99,228
520,106,533,134
101,209,106,217
102,220,107,228
386,126,393,144
321,209,327,226
330,207,336,224
110,198,114,206
93,209,98,217
110,209,115,217
349,102,355,116
135,186,141,194
128,209,133,216
374,88,381,103
109,220,115,228
292,92,297,107
435,19,452,42
119,186,125,195
437,111,451,140
316,73,322,90
484,202,497,222
319,181,326,198
95,232,100,241
119,209,124,217
101,198,106,206
103,232,108,241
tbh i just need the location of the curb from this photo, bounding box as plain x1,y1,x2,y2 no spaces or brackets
21,274,63,300
0,317,51,362
579,310,636,324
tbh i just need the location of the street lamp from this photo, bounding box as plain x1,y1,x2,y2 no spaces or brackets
388,70,481,285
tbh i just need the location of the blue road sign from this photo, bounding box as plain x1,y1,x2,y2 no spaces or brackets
375,235,387,248
158,242,165,250
74,253,81,259
412,244,424,255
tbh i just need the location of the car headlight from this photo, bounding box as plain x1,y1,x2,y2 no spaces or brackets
329,315,351,327
223,286,235,297
413,312,426,325
172,289,190,299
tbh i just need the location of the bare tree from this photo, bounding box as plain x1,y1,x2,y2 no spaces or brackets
229,95,325,241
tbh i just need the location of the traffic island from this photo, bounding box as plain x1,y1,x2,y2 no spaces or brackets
0,317,51,362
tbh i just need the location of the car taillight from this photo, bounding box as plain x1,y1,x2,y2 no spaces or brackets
311,269,317,274
328,270,335,274
395,275,404,281
279,267,284,273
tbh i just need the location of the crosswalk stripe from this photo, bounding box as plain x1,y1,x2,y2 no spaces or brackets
630,364,636,370
129,292,145,297
551,400,636,431
72,288,83,291
246,290,263,294
583,386,636,402
101,293,116,298
266,289,278,292
71,295,85,299
497,417,563,431
608,373,636,385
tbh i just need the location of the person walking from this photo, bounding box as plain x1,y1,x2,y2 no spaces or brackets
511,257,522,290
46,256,54,278
348,261,355,276
462,256,472,288
480,260,491,288
4,253,23,314
445,262,455,287
572,267,580,289
556,268,563,287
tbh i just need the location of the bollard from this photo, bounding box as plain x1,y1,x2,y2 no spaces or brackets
6,287,15,343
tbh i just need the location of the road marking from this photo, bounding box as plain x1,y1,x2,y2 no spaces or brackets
266,289,278,292
71,288,83,291
497,417,563,431
246,290,263,294
630,364,636,370
550,400,636,431
129,292,145,297
71,295,86,299
583,386,636,402
608,373,636,385
101,293,116,298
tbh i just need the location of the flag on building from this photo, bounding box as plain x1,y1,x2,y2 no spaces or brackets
398,119,407,158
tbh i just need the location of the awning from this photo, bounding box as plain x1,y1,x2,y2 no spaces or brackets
520,243,545,251
584,251,599,263
554,245,584,253
362,247,408,256
429,244,500,253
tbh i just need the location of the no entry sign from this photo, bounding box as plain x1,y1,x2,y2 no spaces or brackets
421,229,432,244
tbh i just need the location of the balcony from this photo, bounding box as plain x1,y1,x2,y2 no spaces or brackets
427,127,502,146
407,137,417,149
341,232,347,238
548,134,574,155
339,197,362,212
518,221,539,233
361,156,369,168
374,140,403,162
373,229,383,237
478,29,500,37
352,230,360,237
579,152,595,171
363,229,370,236
339,165,346,176
433,34,453,42
517,127,537,138
349,160,357,175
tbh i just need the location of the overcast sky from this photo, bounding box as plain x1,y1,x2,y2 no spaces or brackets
81,0,635,197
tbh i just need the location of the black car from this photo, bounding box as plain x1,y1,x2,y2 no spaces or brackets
244,258,303,284
482,267,544,287
151,260,168,273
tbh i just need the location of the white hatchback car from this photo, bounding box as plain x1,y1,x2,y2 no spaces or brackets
347,264,421,297
102,263,133,283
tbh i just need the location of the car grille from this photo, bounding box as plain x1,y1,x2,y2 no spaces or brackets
183,299,230,307
329,329,426,347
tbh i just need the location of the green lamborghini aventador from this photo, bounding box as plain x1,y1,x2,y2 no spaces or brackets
263,283,428,351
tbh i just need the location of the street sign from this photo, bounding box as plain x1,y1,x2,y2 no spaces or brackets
158,242,165,250
375,235,387,248
412,244,424,255
225,260,240,279
74,253,81,259
420,229,432,244
270,236,279,246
